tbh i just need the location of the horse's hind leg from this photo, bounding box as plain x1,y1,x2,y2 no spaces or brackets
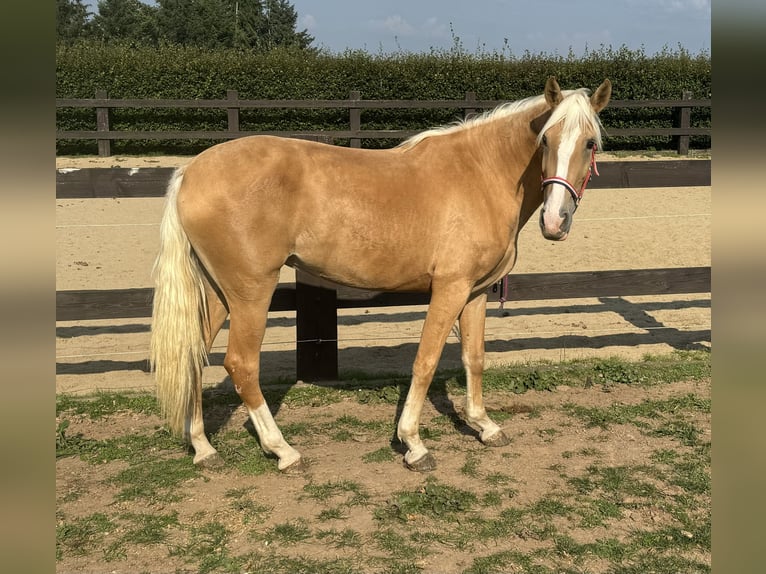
223,274,302,472
189,278,229,467
459,293,510,447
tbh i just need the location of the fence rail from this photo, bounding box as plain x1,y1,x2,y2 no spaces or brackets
56,160,711,380
56,90,711,156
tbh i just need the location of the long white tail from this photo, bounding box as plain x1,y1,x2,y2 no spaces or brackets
150,166,208,437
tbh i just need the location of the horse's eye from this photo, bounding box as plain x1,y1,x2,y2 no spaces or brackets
586,140,596,150
541,135,548,147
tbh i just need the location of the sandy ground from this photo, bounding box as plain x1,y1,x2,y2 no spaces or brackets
55,154,711,395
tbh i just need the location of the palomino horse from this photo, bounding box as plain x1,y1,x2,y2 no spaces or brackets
151,77,612,472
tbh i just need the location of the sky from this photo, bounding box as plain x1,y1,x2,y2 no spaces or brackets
82,0,711,57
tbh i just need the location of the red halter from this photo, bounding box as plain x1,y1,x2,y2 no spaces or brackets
540,144,599,209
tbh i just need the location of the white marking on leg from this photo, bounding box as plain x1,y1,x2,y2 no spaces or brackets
397,394,429,464
186,406,218,465
465,385,502,442
248,403,301,470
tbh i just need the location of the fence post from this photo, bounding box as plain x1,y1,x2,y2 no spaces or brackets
295,270,339,381
675,90,692,155
95,90,111,157
349,90,361,148
226,90,240,137
464,91,477,120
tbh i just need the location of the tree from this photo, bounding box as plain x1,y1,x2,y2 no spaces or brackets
156,0,314,50
90,0,159,44
57,0,91,42
263,0,314,50
242,0,314,51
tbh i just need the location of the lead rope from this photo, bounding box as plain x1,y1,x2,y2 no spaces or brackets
498,274,509,310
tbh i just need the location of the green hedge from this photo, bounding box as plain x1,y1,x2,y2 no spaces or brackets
56,41,711,155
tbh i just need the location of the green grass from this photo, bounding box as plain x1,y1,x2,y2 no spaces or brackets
260,519,312,545
362,446,396,463
376,477,477,523
56,352,710,574
56,512,115,559
316,527,363,548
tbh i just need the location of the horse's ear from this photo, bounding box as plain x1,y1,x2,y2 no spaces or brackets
591,79,612,113
544,76,563,108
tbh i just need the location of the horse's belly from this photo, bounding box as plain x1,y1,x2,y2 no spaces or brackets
286,252,433,292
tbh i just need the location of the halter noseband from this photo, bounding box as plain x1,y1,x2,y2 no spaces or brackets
540,145,599,209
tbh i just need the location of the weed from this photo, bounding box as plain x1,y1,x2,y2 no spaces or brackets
56,512,115,558
303,480,369,506
171,520,240,574
262,519,312,545
56,392,160,418
362,446,396,463
229,497,271,524
210,430,276,475
460,453,481,477
378,478,477,522
316,527,362,548
373,529,423,559
118,511,179,544
317,507,347,521
111,456,199,502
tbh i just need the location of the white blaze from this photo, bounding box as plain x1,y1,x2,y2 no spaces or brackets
542,127,580,232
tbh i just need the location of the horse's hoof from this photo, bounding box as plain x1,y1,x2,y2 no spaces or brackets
195,452,225,470
404,452,437,472
279,457,306,474
482,429,511,447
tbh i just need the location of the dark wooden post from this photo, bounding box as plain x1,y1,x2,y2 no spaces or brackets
349,90,361,148
675,90,692,155
464,91,477,120
95,90,111,157
295,270,339,381
226,90,240,136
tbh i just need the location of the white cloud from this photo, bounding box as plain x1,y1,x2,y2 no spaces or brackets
299,14,317,30
372,15,416,36
626,0,710,14
370,14,448,39
422,17,448,39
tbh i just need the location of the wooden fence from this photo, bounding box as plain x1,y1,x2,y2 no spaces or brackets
56,160,711,380
56,90,711,156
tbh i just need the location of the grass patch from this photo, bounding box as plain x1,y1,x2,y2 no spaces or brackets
362,446,396,463
303,480,371,509
56,391,160,418
56,512,115,559
260,519,312,545
171,520,241,574
111,456,199,502
563,393,709,447
376,477,477,522
210,429,277,475
316,527,363,548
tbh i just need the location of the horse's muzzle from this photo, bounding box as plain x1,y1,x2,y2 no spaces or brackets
539,207,571,241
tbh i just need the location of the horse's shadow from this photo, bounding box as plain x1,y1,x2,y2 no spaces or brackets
198,366,478,457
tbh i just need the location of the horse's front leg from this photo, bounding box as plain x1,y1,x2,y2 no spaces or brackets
459,292,510,447
397,284,471,471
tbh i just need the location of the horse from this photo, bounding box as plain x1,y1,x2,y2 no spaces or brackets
150,76,612,472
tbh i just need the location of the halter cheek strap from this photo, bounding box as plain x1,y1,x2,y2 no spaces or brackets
540,145,599,209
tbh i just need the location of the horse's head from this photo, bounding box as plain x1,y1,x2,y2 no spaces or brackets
537,77,612,240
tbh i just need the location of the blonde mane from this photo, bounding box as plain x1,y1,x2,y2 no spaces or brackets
397,88,603,151
397,93,547,151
